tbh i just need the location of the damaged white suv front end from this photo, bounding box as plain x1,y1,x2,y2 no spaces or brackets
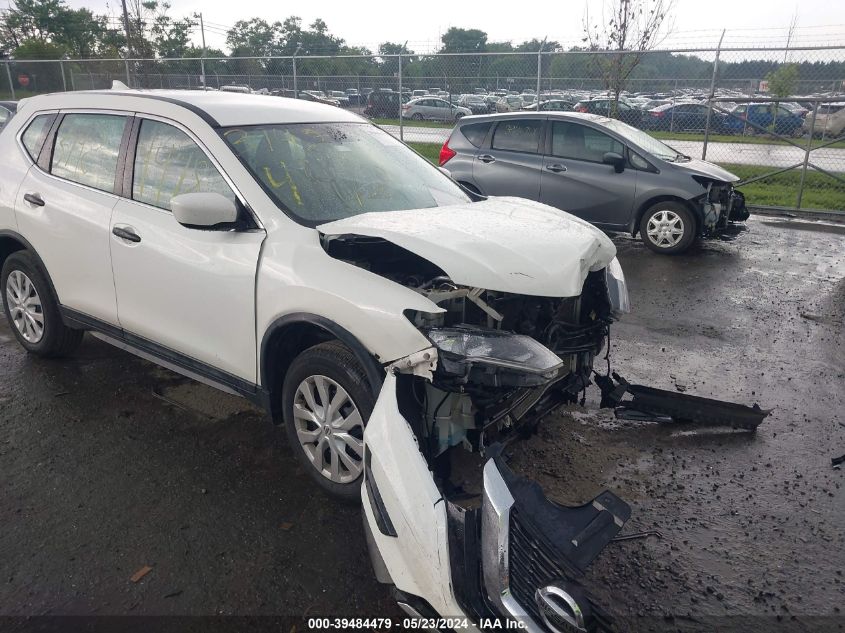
318,198,632,632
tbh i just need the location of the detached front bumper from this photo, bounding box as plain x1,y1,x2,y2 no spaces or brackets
362,374,630,633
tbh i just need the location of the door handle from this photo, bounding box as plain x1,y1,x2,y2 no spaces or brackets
478,154,496,164
112,226,141,243
23,192,45,207
545,163,567,173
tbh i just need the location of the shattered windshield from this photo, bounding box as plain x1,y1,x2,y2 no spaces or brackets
600,117,685,162
222,122,470,225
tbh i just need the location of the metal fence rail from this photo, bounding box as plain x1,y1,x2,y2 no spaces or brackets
3,45,844,214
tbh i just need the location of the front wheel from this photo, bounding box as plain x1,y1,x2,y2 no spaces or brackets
639,202,697,254
281,341,375,502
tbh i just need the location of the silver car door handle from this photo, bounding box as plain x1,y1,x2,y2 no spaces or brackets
478,154,496,164
545,163,567,173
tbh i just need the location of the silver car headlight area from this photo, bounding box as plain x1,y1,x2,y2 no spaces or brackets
426,326,565,388
605,256,630,316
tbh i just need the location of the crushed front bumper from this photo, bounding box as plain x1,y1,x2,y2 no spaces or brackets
362,374,631,633
447,447,630,632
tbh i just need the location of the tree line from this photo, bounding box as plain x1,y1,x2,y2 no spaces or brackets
1,0,843,95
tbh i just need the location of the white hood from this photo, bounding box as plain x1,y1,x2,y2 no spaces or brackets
318,197,616,297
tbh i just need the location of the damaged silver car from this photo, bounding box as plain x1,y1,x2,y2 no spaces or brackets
440,112,750,254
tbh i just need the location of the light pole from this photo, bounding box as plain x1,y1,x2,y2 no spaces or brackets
293,43,303,98
194,12,207,88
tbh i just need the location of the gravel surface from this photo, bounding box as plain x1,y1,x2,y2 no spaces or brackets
1,215,843,631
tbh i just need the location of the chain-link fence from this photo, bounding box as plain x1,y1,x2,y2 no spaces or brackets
3,46,844,213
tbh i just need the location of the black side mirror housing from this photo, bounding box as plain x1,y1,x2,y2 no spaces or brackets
603,151,626,173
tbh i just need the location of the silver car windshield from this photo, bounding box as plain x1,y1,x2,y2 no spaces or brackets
599,118,682,162
223,122,470,225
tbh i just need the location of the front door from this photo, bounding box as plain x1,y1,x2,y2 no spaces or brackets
109,117,265,382
472,117,544,200
539,120,638,227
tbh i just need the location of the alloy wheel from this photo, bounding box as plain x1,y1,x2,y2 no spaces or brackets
646,210,685,249
5,270,44,343
292,374,365,484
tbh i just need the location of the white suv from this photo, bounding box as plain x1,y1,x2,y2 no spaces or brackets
0,88,631,629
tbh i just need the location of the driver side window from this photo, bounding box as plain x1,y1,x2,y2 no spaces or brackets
132,119,235,212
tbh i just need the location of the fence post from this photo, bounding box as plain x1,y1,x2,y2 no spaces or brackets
398,54,404,142
702,29,726,161
5,62,15,100
796,101,819,210
124,59,131,87
60,60,67,92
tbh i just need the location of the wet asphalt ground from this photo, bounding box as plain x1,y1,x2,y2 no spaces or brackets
1,215,844,631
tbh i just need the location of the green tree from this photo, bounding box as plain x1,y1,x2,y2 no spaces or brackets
766,63,799,99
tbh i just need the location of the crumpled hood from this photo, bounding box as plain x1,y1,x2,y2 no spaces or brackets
318,197,617,297
675,158,739,183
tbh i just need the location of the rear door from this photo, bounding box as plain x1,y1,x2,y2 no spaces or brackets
472,117,544,200
539,119,638,227
15,111,130,324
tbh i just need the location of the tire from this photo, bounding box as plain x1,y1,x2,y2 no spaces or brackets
639,201,697,255
455,112,465,120
411,113,423,120
281,341,375,502
1,251,84,357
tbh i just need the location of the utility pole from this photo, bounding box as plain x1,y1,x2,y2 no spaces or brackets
293,42,302,98
195,12,207,87
120,0,133,86
536,36,547,104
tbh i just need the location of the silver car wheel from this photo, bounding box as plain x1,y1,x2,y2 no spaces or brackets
5,270,44,343
293,374,365,484
646,210,686,249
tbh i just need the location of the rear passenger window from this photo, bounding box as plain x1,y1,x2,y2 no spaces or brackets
460,122,491,148
51,114,126,192
132,119,235,211
491,120,542,153
21,114,54,161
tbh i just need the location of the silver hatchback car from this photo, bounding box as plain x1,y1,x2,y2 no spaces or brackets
441,112,750,254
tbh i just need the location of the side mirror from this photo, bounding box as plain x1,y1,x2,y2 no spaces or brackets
171,192,238,228
603,151,626,173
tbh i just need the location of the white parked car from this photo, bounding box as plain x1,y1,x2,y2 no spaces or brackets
0,87,631,629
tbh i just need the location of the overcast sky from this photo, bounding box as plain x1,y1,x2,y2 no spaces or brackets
59,0,845,54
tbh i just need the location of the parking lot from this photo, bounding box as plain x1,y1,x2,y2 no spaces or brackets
1,215,842,631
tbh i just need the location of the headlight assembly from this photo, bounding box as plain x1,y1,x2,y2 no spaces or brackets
605,257,631,317
426,326,564,388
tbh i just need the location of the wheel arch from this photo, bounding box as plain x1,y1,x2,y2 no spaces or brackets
260,313,384,424
631,195,700,237
0,230,61,302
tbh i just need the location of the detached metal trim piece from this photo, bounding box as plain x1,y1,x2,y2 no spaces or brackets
480,459,540,631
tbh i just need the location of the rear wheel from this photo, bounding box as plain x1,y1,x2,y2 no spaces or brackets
1,251,83,357
411,113,423,120
281,341,375,502
639,202,697,255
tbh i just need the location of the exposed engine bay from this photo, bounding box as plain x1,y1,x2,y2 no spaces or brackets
323,235,615,460
696,179,750,234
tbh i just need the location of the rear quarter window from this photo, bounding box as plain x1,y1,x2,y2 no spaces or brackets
21,114,55,161
460,122,491,148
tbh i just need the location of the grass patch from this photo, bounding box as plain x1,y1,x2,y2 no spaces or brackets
374,117,454,129
409,142,845,211
651,130,845,151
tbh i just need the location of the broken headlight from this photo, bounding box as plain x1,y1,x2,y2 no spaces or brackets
605,257,630,317
426,326,564,388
